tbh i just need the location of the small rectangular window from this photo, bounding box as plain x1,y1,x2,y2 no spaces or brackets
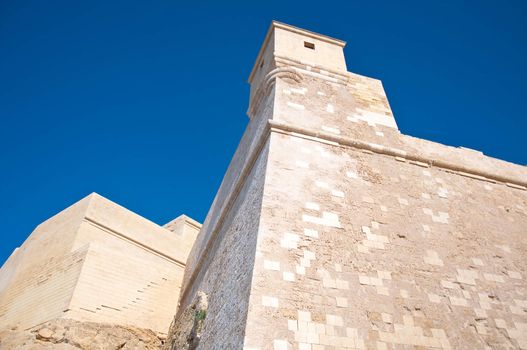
304,41,315,50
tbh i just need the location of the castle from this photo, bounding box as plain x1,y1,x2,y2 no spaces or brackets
1,22,526,350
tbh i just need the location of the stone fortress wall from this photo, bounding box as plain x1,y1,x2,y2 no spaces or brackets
0,193,200,336
0,21,525,350
167,22,527,350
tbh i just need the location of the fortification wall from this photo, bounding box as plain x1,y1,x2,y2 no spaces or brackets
0,248,20,295
242,73,527,349
65,241,182,334
271,66,526,187
170,22,526,349
165,139,270,349
0,195,91,298
179,87,275,308
0,193,198,336
0,245,88,330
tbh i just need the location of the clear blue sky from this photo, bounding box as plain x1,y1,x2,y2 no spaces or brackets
1,0,526,265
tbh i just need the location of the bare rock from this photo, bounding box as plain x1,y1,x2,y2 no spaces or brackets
0,318,163,349
36,328,54,340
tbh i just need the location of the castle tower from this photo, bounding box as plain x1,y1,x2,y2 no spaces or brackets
167,22,527,349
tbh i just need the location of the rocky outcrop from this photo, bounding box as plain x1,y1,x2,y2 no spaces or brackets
0,318,164,349
164,291,208,350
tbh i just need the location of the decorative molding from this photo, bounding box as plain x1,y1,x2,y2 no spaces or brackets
84,217,186,267
275,54,350,82
248,67,302,118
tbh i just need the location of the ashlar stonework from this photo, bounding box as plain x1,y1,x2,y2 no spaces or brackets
1,21,526,350
166,22,527,350
0,193,200,344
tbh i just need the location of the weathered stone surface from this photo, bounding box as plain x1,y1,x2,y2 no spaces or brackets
1,20,526,350
164,291,208,350
0,318,163,349
36,327,54,340
0,193,200,334
172,21,527,349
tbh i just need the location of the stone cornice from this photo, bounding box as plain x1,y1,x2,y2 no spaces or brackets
248,55,381,119
275,54,351,82
269,119,527,189
84,217,186,267
248,67,303,118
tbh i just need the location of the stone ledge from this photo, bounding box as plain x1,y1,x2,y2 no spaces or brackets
269,119,527,189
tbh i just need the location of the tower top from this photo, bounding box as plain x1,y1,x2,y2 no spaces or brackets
248,21,347,84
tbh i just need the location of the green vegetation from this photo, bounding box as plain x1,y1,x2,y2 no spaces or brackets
195,310,206,321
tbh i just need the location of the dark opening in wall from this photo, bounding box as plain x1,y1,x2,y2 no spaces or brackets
304,41,315,50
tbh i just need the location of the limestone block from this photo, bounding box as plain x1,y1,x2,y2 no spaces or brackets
0,193,200,335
